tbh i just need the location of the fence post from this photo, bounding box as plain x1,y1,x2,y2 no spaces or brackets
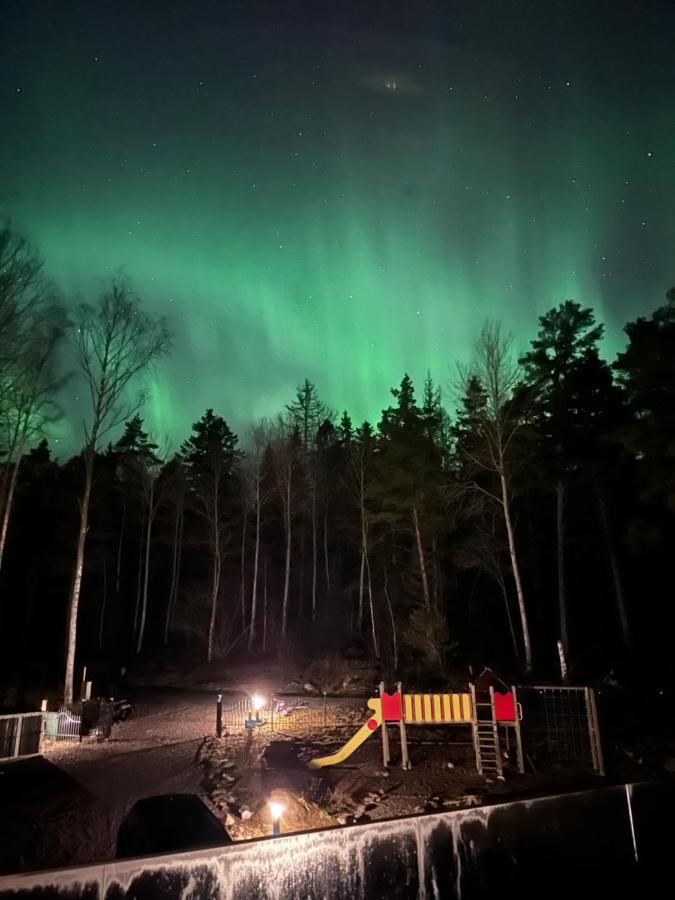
323,692,327,728
13,715,23,759
271,697,274,733
216,694,223,738
585,687,604,776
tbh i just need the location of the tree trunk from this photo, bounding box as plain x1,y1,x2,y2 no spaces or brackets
383,565,398,670
311,482,317,622
98,559,107,651
500,470,533,673
248,473,261,651
596,485,631,651
164,501,183,647
116,497,127,595
207,499,221,663
412,506,431,613
0,455,21,573
358,517,366,632
365,550,379,658
133,517,144,644
64,448,94,705
281,463,291,638
262,556,268,653
556,479,569,677
323,506,330,596
136,483,154,655
497,571,519,665
240,506,248,627
431,536,440,608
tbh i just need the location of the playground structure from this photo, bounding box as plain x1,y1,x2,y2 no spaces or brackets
213,676,604,778
309,680,525,777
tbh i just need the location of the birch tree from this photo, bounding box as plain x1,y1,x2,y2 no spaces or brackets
63,278,170,704
457,323,533,673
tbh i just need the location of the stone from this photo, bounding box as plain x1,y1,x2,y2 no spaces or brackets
303,682,318,693
446,762,455,769
240,806,253,820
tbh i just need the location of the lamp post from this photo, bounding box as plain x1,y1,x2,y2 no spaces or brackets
269,800,285,836
252,693,264,722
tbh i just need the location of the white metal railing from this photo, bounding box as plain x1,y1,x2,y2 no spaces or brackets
0,711,44,761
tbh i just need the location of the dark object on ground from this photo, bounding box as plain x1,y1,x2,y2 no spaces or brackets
116,794,231,859
112,699,134,723
80,699,114,741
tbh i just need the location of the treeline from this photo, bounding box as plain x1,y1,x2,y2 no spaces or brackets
1,222,674,696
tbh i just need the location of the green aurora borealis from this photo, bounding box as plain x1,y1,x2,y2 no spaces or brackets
2,1,674,452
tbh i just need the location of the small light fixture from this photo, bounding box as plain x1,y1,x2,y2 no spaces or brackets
252,694,265,712
269,800,285,835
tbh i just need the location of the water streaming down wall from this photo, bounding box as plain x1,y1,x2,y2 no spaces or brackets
0,781,670,900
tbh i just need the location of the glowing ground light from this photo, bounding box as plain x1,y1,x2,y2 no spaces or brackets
252,694,265,711
269,800,285,835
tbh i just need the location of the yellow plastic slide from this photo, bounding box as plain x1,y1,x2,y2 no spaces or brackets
309,699,382,768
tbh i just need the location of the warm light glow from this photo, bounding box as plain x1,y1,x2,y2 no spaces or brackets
269,800,285,821
252,694,265,711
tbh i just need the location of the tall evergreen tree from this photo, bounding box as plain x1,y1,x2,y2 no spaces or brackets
181,409,240,662
520,301,605,672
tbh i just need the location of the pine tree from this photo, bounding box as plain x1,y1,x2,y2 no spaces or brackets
181,409,240,662
520,301,606,671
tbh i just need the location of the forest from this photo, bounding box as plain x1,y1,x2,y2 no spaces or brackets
1,222,674,702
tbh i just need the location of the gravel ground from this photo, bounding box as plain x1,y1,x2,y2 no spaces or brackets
0,690,215,875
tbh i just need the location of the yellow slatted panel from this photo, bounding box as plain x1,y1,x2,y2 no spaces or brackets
422,695,432,722
461,693,472,721
414,695,423,722
404,694,413,723
442,694,452,722
451,694,461,721
432,695,442,722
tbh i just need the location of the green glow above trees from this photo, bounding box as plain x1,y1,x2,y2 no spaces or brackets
2,4,673,451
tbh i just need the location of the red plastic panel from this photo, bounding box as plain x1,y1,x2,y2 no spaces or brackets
494,691,516,721
381,692,403,721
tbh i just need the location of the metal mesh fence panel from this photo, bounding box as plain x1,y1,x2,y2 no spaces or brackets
520,686,602,773
217,695,368,734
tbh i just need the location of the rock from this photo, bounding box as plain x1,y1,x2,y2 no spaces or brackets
240,806,253,821
303,682,318,693
353,803,366,819
376,769,390,778
413,804,425,814
219,760,236,769
337,815,348,825
446,762,455,769
443,799,461,808
463,793,480,806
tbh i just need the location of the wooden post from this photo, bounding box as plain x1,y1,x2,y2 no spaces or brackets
512,685,525,774
379,682,390,767
216,694,223,738
13,715,23,759
397,681,410,770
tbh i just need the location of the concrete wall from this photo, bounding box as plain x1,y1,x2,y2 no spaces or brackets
0,781,669,899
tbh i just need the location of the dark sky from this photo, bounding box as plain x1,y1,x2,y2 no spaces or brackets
1,0,674,451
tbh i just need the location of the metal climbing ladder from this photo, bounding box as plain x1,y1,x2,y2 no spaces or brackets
471,684,503,777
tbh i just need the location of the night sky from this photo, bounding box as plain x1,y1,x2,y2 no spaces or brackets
2,1,674,452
